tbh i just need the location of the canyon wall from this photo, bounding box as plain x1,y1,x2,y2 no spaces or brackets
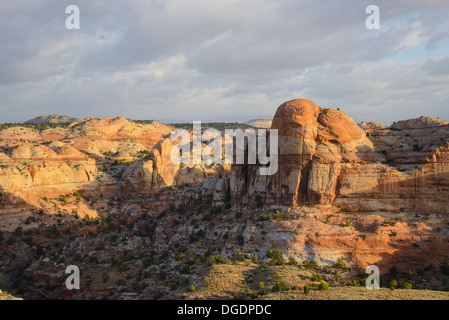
230,99,449,214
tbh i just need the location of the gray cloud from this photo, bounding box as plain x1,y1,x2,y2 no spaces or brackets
0,0,449,124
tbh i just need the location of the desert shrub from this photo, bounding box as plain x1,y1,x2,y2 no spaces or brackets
334,257,348,270
86,273,93,285
389,280,398,290
272,279,290,292
318,281,329,291
398,279,413,289
170,281,179,291
252,254,258,263
303,259,318,270
188,285,196,293
186,257,196,266
266,248,284,265
257,282,266,295
311,273,322,281
340,219,352,228
303,285,311,295
102,270,109,283
346,279,360,287
334,271,341,282
209,254,230,265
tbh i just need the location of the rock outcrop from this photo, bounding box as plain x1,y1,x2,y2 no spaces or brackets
123,137,230,191
230,99,449,214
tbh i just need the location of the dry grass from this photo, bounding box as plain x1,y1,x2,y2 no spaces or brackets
264,287,449,300
0,290,22,300
185,262,449,300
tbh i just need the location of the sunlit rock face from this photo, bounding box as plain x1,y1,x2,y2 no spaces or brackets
231,98,449,214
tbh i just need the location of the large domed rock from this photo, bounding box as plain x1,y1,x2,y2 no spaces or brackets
231,99,375,206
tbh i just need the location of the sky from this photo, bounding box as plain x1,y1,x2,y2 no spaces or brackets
0,0,449,125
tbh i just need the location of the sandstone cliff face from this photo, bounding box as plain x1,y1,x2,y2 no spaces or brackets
0,119,177,223
0,117,233,227
123,137,230,191
230,99,449,214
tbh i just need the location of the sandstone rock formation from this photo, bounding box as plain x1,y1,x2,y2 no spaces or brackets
123,137,230,191
0,117,233,228
230,99,449,214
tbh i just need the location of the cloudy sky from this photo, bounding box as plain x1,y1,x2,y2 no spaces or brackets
1,0,449,125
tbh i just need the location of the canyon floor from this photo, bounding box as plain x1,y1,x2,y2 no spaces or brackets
2,197,449,300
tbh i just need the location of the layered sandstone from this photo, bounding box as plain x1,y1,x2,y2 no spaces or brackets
0,117,232,227
230,99,449,214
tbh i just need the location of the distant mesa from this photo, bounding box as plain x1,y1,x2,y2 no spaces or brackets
25,114,81,124
390,116,449,130
244,118,272,128
358,121,388,131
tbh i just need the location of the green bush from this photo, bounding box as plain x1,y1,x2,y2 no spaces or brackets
346,279,360,287
318,281,329,291
188,285,196,293
303,259,318,270
252,254,258,263
303,285,311,295
334,257,348,270
272,280,290,292
389,280,398,290
398,279,413,289
340,219,352,228
209,254,230,265
102,270,109,283
311,273,322,281
257,282,267,295
266,248,284,265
